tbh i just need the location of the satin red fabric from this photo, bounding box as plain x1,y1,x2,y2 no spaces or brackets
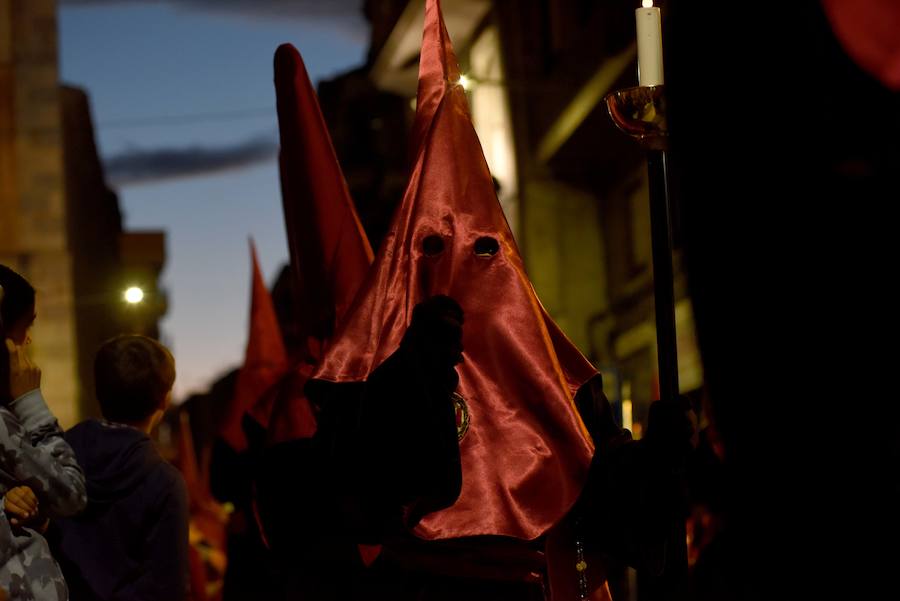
273,43,373,348
821,0,900,90
254,44,374,444
314,0,596,541
221,241,289,451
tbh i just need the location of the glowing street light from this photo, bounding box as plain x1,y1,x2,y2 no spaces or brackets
124,286,145,304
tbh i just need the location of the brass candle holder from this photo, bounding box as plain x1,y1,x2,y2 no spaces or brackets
604,84,668,151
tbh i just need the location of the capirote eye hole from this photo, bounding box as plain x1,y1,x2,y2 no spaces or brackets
422,234,445,256
474,236,500,257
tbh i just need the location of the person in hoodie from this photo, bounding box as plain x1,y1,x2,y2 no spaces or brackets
1,265,88,600
49,335,189,601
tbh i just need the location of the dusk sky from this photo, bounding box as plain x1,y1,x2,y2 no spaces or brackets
58,0,368,399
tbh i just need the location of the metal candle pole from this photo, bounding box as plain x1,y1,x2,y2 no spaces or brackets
604,6,687,601
605,84,678,403
605,84,686,601
631,0,677,401
647,147,678,402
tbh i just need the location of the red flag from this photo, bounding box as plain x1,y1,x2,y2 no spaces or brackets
177,412,228,545
175,412,228,601
249,44,374,442
175,411,205,505
313,0,596,541
221,240,289,451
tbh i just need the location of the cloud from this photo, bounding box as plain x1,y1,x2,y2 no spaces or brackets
61,0,367,41
104,135,277,186
60,0,364,21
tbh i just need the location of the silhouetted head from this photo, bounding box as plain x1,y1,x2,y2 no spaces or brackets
1,265,37,405
0,265,36,344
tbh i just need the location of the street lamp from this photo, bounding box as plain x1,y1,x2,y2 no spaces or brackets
123,286,145,304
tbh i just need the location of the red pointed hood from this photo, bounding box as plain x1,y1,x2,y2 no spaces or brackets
273,43,373,354
251,44,375,442
221,241,289,451
313,0,596,540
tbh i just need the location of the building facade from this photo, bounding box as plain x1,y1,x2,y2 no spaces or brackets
1,0,81,425
1,0,166,424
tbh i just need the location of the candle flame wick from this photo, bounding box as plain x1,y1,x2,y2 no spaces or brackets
642,0,653,7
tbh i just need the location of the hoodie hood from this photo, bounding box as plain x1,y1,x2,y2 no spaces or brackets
65,419,164,505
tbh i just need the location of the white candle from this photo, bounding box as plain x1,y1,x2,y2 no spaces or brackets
635,0,664,86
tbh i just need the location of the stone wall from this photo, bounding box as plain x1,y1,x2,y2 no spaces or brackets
1,0,80,427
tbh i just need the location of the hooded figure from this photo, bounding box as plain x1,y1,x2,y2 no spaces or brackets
248,44,396,599
311,0,597,543
297,2,698,599
253,43,374,446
